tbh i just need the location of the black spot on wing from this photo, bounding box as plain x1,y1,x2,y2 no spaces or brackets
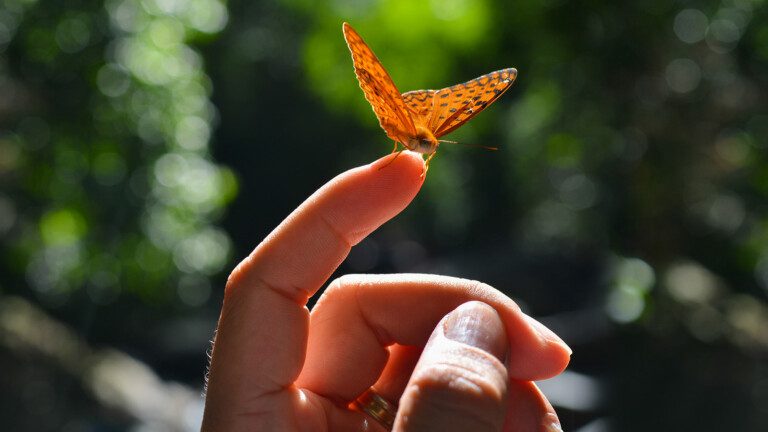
431,68,516,137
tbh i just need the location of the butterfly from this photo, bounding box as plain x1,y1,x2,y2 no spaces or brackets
343,22,517,172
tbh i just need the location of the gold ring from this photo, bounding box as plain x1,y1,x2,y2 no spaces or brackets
352,388,397,430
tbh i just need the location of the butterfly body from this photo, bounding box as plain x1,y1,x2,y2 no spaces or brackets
406,125,439,155
343,23,516,170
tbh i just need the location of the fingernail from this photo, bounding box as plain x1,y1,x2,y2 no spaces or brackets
525,315,572,355
444,302,507,361
543,413,563,432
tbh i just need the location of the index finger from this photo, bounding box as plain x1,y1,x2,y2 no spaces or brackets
203,151,424,425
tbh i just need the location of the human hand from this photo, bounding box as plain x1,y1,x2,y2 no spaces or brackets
201,151,571,431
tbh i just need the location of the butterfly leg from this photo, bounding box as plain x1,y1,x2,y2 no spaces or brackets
391,141,399,153
378,149,404,171
422,152,437,177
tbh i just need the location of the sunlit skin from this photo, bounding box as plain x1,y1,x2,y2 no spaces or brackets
343,22,517,174
201,152,571,431
200,23,568,432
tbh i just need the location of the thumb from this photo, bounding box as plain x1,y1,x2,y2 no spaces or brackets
395,301,509,432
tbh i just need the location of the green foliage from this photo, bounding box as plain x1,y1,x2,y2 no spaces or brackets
290,0,494,123
2,0,768,428
285,0,768,330
0,0,234,306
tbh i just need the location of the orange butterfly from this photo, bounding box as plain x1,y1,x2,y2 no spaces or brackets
343,22,517,171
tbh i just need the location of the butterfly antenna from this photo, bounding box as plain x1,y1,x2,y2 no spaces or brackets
438,139,498,151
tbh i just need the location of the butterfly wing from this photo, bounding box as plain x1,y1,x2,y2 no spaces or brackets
402,89,437,127
343,23,416,143
424,68,517,138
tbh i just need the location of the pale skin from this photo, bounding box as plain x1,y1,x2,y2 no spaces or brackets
202,151,571,431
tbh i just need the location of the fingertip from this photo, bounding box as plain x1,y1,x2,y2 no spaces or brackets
549,339,572,376
314,151,425,246
506,314,572,380
523,316,571,355
522,315,572,377
540,343,572,378
368,150,426,183
368,151,426,207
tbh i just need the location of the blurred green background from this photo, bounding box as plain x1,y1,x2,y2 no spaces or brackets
1,0,767,430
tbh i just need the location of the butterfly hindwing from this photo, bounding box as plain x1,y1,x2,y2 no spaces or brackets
402,89,436,127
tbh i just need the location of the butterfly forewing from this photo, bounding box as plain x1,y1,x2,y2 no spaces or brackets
342,23,416,142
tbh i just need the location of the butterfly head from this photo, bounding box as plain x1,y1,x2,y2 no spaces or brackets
406,125,439,155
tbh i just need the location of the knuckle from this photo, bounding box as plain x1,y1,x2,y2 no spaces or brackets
402,368,504,431
224,255,253,297
466,279,501,300
469,279,494,292
324,275,346,295
313,274,362,309
319,275,354,299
